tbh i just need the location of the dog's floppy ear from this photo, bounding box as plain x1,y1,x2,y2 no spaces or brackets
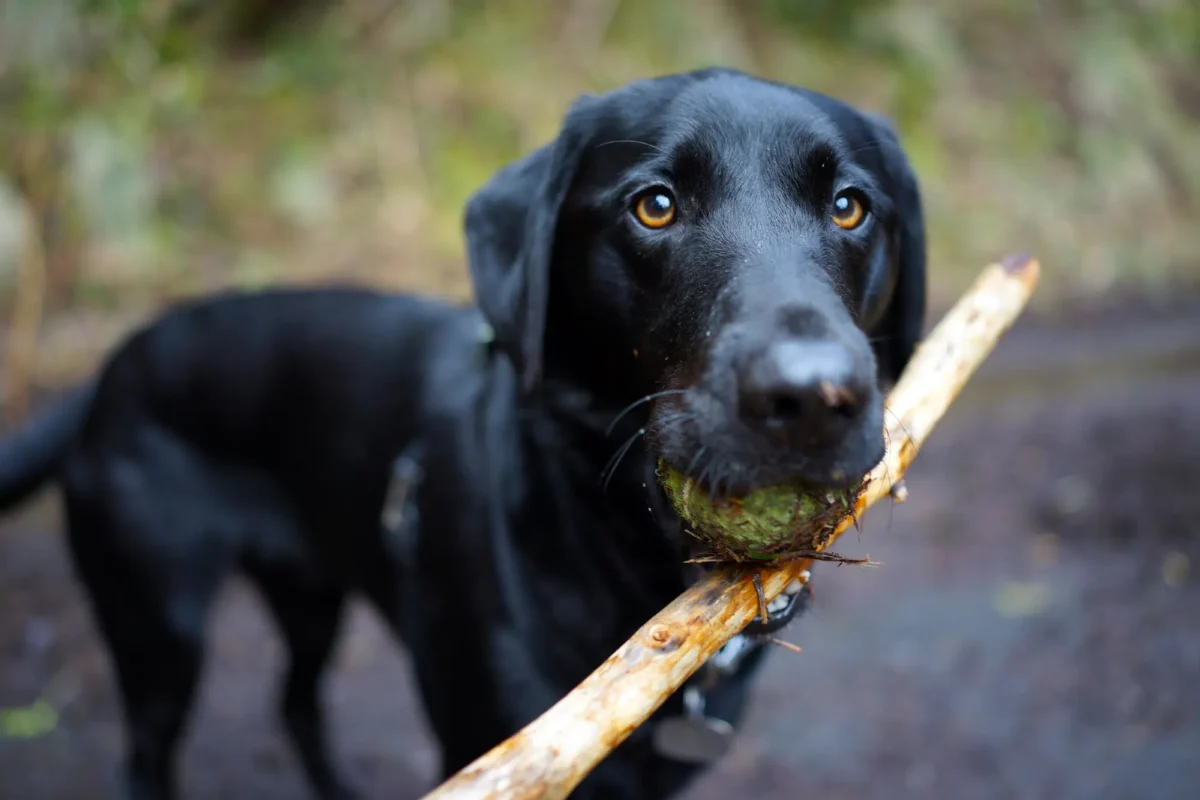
463,96,597,394
866,112,927,386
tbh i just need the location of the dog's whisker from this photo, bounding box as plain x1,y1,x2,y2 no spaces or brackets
882,406,912,446
685,446,708,479
642,411,696,453
708,461,729,499
695,451,717,497
606,389,690,437
843,137,890,157
648,409,695,434
594,138,665,154
601,426,646,491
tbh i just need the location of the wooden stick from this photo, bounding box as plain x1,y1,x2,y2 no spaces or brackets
422,254,1041,800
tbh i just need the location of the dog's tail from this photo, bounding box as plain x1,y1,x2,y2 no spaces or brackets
0,382,96,512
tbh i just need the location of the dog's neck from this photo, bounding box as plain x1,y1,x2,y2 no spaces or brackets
526,378,687,552
508,377,697,632
509,380,764,750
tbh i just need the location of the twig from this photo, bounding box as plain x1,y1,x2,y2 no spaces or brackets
765,637,804,655
421,254,1041,800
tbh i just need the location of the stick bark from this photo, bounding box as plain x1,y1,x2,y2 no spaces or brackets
422,254,1042,800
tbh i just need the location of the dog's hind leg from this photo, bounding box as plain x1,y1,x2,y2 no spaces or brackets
64,505,222,800
61,426,237,800
247,560,356,800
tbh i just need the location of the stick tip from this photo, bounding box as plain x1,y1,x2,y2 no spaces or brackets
999,252,1038,276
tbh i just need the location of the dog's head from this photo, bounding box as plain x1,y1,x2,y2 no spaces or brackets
465,68,926,495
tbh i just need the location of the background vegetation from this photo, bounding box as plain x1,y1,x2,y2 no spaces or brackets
1,0,1198,391
2,6,1200,796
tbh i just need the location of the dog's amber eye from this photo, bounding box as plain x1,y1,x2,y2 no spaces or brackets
633,190,676,229
832,191,866,230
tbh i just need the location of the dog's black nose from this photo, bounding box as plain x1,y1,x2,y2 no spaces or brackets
738,340,868,441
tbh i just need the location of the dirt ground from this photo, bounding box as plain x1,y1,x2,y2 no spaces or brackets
1,294,1199,800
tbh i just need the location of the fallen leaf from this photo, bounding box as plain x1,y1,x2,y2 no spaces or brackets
992,580,1051,618
1163,551,1189,587
0,698,58,740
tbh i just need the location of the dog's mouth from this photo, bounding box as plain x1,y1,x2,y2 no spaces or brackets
672,451,874,499
647,391,884,498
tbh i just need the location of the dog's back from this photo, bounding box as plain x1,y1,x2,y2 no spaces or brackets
78,287,460,461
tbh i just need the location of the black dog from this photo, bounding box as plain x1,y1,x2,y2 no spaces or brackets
0,67,925,800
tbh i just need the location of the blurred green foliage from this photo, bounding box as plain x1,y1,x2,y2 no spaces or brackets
1,0,1198,382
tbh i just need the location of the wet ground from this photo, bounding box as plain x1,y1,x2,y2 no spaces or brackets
2,294,1199,800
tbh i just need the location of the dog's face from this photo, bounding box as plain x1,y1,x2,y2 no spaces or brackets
466,68,926,495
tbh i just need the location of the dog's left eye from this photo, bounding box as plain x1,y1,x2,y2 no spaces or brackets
632,189,677,229
832,190,867,230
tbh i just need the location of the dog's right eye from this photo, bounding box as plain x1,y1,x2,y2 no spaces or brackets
832,190,867,230
632,189,677,229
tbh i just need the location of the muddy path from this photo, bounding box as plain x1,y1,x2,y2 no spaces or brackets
1,297,1199,800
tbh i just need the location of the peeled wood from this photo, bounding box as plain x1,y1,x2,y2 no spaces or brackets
422,254,1042,800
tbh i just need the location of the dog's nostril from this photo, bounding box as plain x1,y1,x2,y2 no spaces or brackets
770,394,804,422
818,380,860,418
818,380,857,409
761,381,859,425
